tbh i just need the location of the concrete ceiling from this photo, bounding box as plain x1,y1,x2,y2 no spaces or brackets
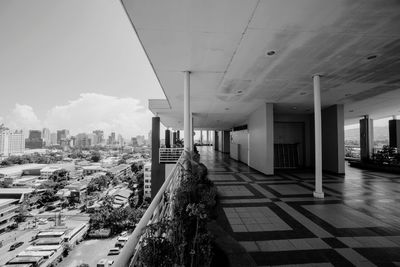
121,0,400,130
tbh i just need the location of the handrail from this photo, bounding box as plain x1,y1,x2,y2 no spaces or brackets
159,147,184,163
114,152,185,267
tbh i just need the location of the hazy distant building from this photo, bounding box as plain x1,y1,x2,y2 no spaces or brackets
108,132,116,145
50,133,58,145
88,133,98,146
75,133,91,148
131,137,138,147
93,130,104,145
148,130,152,147
136,135,145,146
0,128,25,157
25,130,43,149
57,129,70,145
118,134,124,146
42,128,51,146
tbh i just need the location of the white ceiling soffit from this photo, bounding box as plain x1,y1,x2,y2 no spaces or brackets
121,0,400,130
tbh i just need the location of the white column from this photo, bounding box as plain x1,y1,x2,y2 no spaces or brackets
313,74,324,198
206,130,209,144
200,130,203,144
184,71,191,151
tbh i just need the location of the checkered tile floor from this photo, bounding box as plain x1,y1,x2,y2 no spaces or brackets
199,147,400,267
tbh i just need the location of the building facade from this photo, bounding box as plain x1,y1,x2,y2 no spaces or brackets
0,129,25,157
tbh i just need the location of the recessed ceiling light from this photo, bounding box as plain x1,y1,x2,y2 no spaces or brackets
266,50,276,56
349,110,354,112
345,93,352,97
237,90,243,94
300,92,307,95
225,108,229,110
366,55,377,60
291,106,297,110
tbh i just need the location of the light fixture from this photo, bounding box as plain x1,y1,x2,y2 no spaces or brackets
366,55,377,60
225,108,230,110
291,106,297,110
306,108,311,112
300,92,307,95
345,93,353,97
349,110,354,112
237,90,243,94
266,50,276,56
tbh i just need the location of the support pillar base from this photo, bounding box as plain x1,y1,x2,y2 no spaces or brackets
313,191,325,199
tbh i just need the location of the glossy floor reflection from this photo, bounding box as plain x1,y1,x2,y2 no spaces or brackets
199,146,400,267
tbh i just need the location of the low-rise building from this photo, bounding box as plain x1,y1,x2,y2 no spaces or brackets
143,162,151,199
109,164,132,180
82,165,106,176
0,198,19,233
40,166,64,179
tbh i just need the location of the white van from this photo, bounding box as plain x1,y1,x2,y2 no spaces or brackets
97,258,109,267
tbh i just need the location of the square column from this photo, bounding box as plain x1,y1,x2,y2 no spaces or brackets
165,129,171,148
389,119,400,152
360,116,374,162
151,117,165,198
172,132,177,146
322,104,345,174
214,131,219,151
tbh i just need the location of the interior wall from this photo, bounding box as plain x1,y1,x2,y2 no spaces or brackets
274,122,305,167
274,114,313,167
230,129,249,164
248,103,274,175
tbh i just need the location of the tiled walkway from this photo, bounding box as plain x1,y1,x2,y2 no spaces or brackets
199,147,400,267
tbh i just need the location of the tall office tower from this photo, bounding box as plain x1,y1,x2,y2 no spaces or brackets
87,133,98,146
93,130,104,144
136,135,145,146
50,133,58,145
117,134,124,146
25,130,43,149
108,132,116,145
131,137,138,147
148,130,152,146
75,133,91,148
57,129,70,144
0,128,25,156
42,128,51,146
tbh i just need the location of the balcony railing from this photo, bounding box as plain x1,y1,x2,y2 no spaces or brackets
114,151,185,267
159,147,184,163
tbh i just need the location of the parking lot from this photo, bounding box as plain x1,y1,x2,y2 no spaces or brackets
59,236,120,267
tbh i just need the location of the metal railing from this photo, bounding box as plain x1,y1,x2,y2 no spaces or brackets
114,151,185,267
159,147,184,163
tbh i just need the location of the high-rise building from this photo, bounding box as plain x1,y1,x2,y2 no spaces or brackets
148,130,152,146
50,133,57,145
87,133,98,146
117,134,124,147
42,128,51,146
25,130,43,149
57,129,69,145
75,133,91,148
136,135,145,146
131,137,138,147
93,130,104,145
0,128,25,157
108,132,116,145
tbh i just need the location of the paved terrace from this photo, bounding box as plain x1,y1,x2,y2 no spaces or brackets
199,147,400,267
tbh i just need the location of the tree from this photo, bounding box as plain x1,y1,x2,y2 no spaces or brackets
91,151,101,162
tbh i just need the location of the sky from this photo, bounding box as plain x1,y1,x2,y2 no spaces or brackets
0,0,165,138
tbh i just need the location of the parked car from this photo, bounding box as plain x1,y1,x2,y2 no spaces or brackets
9,241,24,251
119,231,128,237
108,248,120,255
108,260,114,265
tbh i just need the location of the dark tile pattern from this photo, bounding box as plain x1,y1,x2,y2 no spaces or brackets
200,147,400,267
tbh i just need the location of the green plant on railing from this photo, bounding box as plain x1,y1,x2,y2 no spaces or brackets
138,150,216,267
371,145,400,166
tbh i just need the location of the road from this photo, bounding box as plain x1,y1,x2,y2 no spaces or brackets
59,236,120,267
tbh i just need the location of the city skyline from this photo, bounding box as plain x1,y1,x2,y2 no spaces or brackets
0,0,165,138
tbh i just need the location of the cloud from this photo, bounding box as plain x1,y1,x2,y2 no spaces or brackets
5,104,42,131
43,93,152,137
